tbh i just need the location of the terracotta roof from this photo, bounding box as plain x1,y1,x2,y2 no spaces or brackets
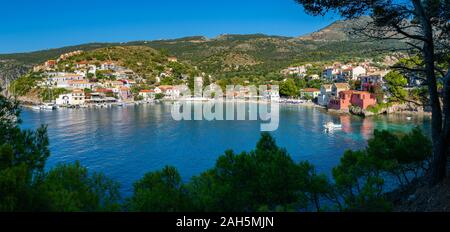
95,88,113,93
340,90,355,95
69,80,89,84
351,91,372,95
140,90,155,93
110,81,123,84
102,61,116,65
333,83,350,89
158,85,174,90
301,88,320,92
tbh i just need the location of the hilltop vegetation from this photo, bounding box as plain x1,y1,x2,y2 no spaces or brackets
59,46,198,79
145,33,402,77
0,43,117,64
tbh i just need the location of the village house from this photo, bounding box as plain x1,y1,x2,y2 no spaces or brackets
119,86,132,100
318,84,333,106
58,50,83,62
360,75,385,91
100,61,117,71
44,60,57,69
341,66,366,80
69,80,94,90
85,92,117,104
323,67,341,80
75,61,88,69
300,88,320,99
139,90,156,101
114,70,136,80
55,89,85,106
153,87,163,94
331,83,350,97
281,66,307,76
328,90,377,111
168,57,178,62
87,65,97,74
308,74,320,80
94,88,115,97
351,66,367,80
45,73,85,88
157,85,181,99
103,80,124,89
120,79,137,88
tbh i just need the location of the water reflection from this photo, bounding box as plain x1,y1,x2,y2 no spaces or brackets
20,104,431,196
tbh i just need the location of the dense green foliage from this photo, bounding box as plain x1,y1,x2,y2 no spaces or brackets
127,130,431,212
280,79,300,97
39,88,70,102
384,71,408,103
38,162,121,211
0,91,121,211
126,166,191,212
59,46,198,81
9,73,42,96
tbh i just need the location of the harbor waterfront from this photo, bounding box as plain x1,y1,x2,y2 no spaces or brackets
20,102,431,196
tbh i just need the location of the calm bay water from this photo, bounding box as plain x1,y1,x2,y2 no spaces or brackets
20,103,431,196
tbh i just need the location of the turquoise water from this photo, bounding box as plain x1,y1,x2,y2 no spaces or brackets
20,103,431,196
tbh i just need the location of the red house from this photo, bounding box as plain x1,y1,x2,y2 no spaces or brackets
328,90,377,111
351,91,377,110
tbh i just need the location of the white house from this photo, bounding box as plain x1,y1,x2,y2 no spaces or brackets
75,61,88,69
300,88,320,99
139,90,156,101
88,65,97,74
55,89,85,106
351,66,367,80
153,87,163,94
100,62,117,71
282,66,307,76
46,73,84,88
158,85,180,99
69,80,94,90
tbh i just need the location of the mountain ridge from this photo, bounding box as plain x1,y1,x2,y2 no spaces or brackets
0,17,404,87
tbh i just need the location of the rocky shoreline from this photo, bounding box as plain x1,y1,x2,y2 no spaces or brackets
327,102,432,117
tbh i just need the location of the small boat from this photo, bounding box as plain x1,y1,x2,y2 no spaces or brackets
324,122,342,131
40,103,57,111
31,105,41,111
406,116,412,121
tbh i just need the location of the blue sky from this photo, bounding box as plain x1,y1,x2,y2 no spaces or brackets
0,0,339,54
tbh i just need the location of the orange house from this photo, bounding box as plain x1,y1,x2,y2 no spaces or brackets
328,90,376,111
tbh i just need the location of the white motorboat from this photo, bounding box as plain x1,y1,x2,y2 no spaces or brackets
31,105,41,111
324,122,342,131
40,103,57,111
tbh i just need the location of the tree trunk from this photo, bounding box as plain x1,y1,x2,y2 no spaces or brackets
412,0,446,184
